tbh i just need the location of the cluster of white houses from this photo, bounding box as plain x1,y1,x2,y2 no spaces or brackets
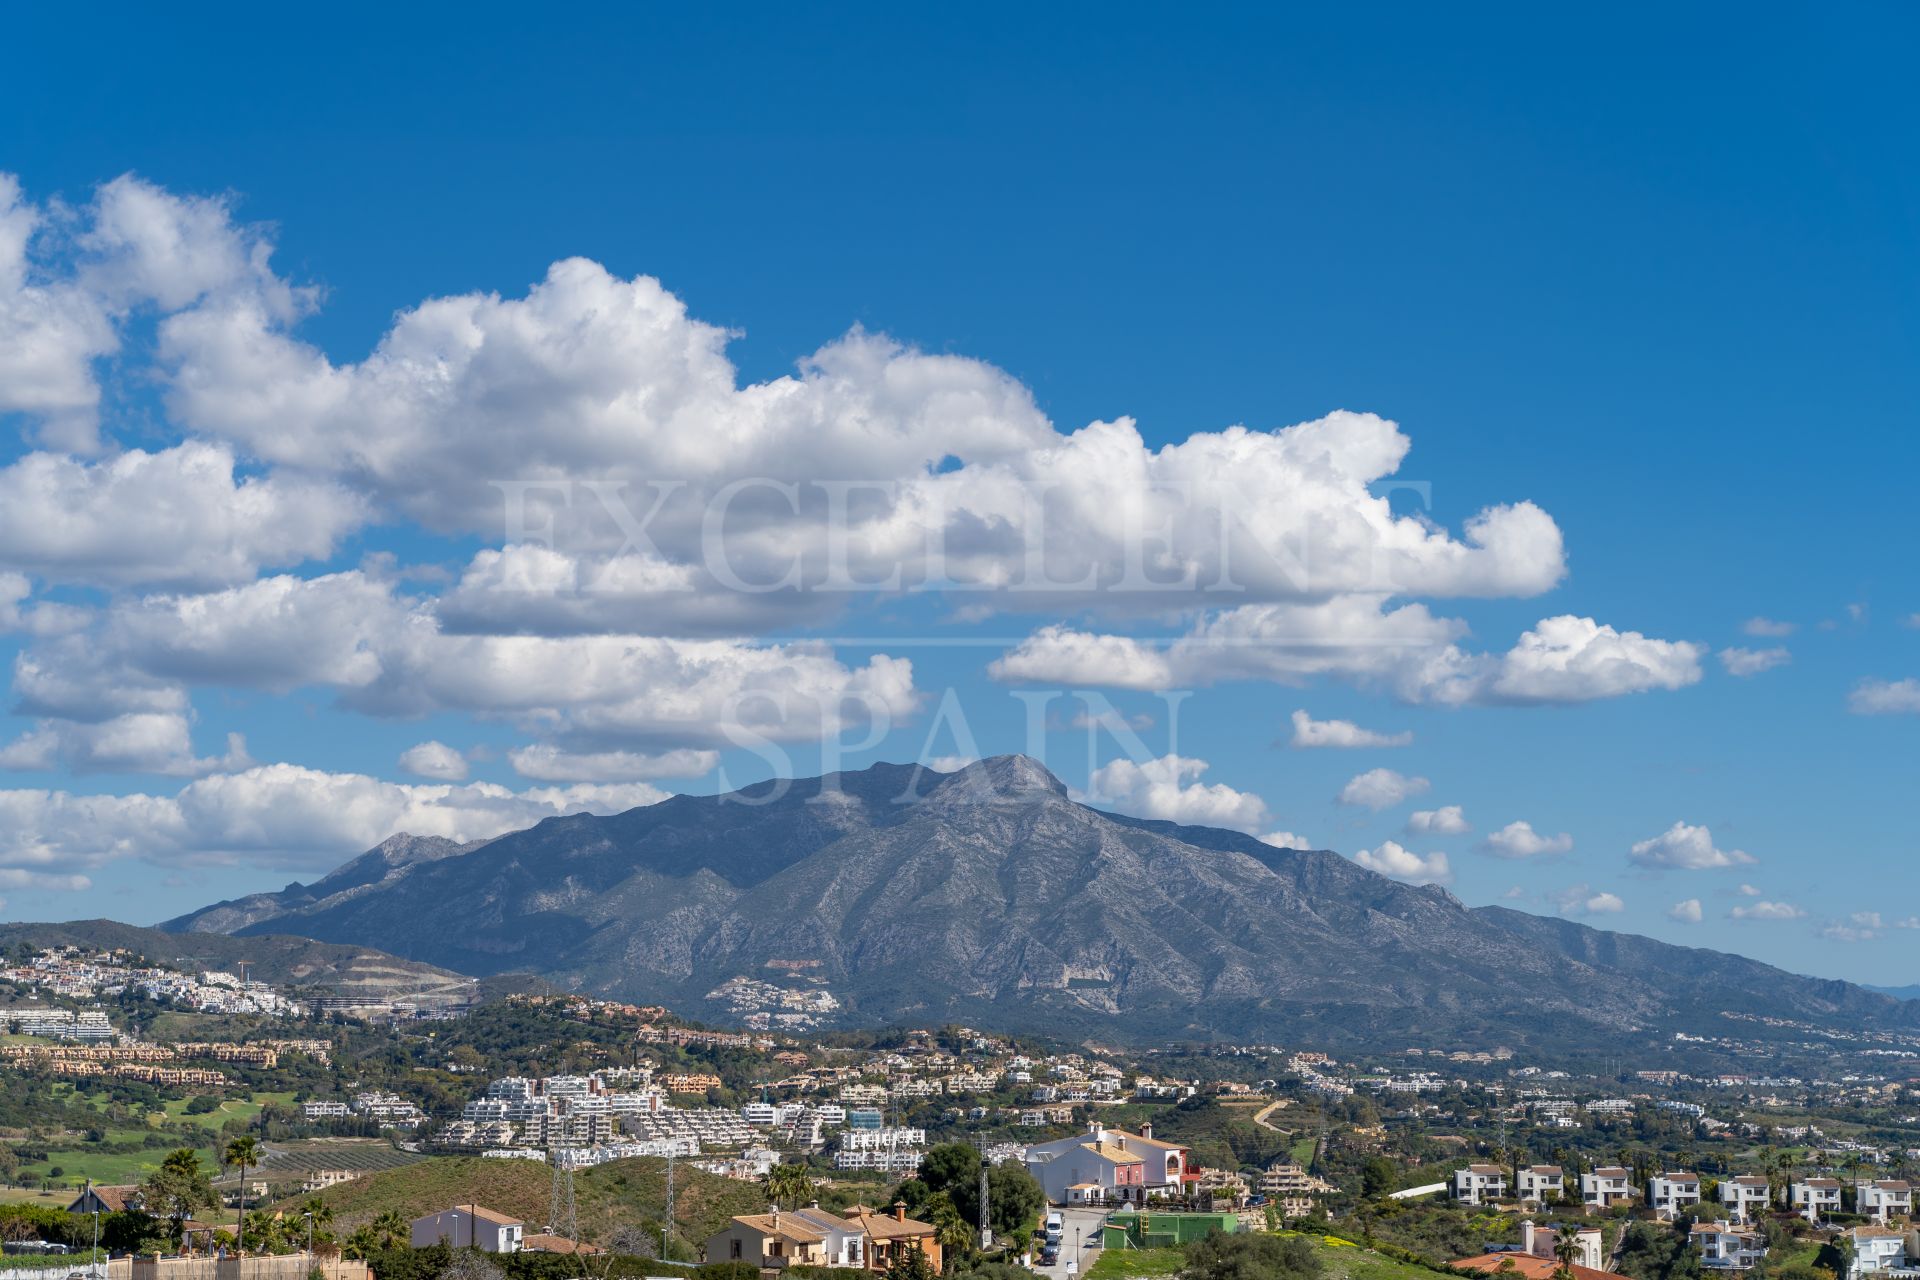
1448,1164,1920,1275
1452,1164,1913,1225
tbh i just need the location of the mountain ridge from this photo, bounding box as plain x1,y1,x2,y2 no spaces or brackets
156,755,1914,1047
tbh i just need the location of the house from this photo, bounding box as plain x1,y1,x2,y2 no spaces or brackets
1848,1226,1911,1274
1691,1221,1768,1271
410,1207,524,1253
1024,1122,1194,1205
1580,1168,1634,1208
67,1184,142,1215
1861,1181,1914,1223
787,1205,869,1269
1789,1178,1842,1223
705,1211,831,1269
1650,1173,1703,1218
1516,1166,1565,1205
839,1203,943,1274
1514,1219,1603,1270
1718,1175,1771,1222
1453,1164,1509,1206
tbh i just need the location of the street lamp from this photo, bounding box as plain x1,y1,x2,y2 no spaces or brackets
304,1211,315,1274
91,1208,100,1280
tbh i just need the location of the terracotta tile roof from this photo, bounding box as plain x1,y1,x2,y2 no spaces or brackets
1084,1142,1145,1164
733,1214,827,1245
1453,1252,1613,1280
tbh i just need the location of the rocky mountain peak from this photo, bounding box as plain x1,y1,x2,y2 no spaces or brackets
928,754,1070,804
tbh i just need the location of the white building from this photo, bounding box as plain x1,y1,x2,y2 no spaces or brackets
1453,1164,1509,1206
1581,1167,1634,1208
1848,1226,1911,1274
1516,1166,1564,1205
1718,1175,1771,1222
1691,1222,1767,1271
1789,1178,1842,1222
1861,1181,1914,1223
410,1207,523,1253
1650,1173,1703,1218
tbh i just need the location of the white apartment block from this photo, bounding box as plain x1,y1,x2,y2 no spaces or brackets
1582,1167,1635,1207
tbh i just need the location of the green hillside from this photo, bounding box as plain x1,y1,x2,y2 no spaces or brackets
311,1154,768,1246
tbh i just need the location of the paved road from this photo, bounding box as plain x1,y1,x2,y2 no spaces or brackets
1031,1207,1108,1280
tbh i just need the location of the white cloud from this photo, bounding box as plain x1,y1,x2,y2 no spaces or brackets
994,607,1702,707
1667,898,1703,924
0,714,252,778
72,571,919,748
1729,899,1805,922
1742,617,1796,638
1718,646,1790,677
399,741,468,782
1406,805,1470,836
922,755,979,774
1287,709,1412,749
1481,820,1574,859
1849,678,1920,715
0,444,364,589
1085,754,1270,834
507,745,718,783
1260,830,1310,850
1336,768,1430,810
0,763,668,875
1822,911,1885,943
1352,840,1452,886
1736,882,1762,896
1628,821,1755,870
1549,885,1624,917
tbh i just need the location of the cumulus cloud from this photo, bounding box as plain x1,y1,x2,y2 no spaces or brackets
1820,911,1886,943
69,571,918,748
1628,821,1755,870
1287,709,1412,749
1849,678,1920,715
0,444,363,589
1742,617,1796,638
0,764,667,875
1085,754,1270,834
1481,820,1574,859
1352,840,1452,886
993,607,1702,707
1405,805,1470,836
1549,885,1625,917
399,741,468,782
1336,768,1430,810
1729,899,1805,922
507,744,718,783
1718,646,1790,677
0,715,252,778
1260,830,1310,850
1668,898,1703,924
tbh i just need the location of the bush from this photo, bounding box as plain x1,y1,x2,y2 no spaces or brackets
1183,1232,1322,1280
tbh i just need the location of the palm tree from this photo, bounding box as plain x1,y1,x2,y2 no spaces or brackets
223,1136,262,1253
341,1227,381,1261
764,1161,814,1210
371,1209,409,1251
1554,1231,1581,1280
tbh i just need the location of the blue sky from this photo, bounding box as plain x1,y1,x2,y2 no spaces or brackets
0,5,1916,981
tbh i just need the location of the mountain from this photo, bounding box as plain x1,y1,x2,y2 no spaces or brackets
164,833,495,934
159,756,1916,1048
0,919,475,1005
1867,984,1920,1001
